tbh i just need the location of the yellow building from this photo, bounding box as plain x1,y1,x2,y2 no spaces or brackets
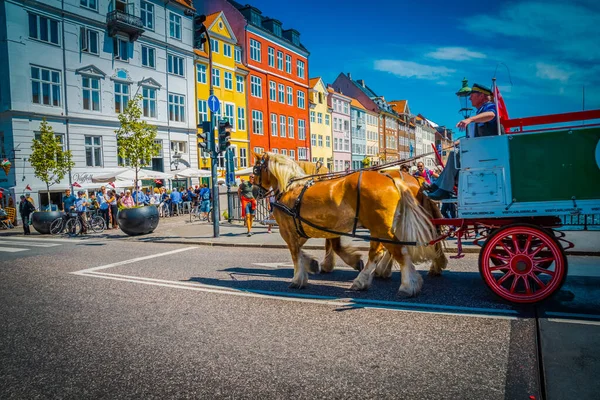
195,12,249,175
308,77,333,166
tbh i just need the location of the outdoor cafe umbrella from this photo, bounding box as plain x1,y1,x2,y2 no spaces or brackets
172,168,211,178
92,168,173,183
234,167,254,176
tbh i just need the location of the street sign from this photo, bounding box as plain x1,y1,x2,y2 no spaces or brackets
208,95,220,113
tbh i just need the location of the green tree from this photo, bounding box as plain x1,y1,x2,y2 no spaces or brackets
30,118,74,209
115,94,160,205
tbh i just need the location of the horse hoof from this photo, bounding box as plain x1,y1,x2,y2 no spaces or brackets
354,259,364,272
308,259,320,274
428,269,442,277
289,281,305,289
397,288,418,298
350,280,368,291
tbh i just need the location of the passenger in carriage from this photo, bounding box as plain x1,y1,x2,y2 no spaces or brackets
425,83,505,200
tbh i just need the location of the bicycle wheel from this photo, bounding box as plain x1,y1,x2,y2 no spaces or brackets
49,218,64,235
89,216,105,233
65,218,81,236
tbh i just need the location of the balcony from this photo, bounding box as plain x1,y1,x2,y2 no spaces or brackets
107,10,144,41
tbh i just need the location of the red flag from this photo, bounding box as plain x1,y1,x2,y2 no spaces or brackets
25,184,32,191
108,182,116,188
494,85,509,121
154,179,162,184
72,182,82,188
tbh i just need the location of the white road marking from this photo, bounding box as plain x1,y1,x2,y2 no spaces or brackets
547,318,600,326
0,240,61,248
74,247,196,273
545,311,600,321
0,246,27,253
1,236,89,243
252,262,294,269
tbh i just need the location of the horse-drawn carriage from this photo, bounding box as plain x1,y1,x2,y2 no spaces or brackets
253,109,600,305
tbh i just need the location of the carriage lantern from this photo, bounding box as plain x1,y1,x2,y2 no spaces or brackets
456,77,473,119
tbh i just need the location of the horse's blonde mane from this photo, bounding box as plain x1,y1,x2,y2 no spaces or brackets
266,153,308,192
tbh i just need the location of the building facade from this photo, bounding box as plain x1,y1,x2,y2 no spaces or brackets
0,0,197,208
350,99,366,170
195,11,250,175
415,116,437,168
390,100,412,160
308,78,332,165
203,1,311,161
328,87,352,171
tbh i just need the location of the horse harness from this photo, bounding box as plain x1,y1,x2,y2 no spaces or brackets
254,156,422,246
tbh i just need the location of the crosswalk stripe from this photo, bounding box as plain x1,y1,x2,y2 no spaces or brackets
0,236,86,243
0,246,27,253
0,240,61,248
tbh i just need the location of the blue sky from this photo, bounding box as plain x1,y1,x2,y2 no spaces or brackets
248,0,600,131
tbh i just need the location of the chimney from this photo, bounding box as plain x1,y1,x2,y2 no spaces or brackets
347,72,352,79
357,79,365,87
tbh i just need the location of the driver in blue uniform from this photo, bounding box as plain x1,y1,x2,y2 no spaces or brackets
425,83,505,200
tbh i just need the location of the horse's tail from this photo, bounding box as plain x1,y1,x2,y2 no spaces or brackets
392,181,440,263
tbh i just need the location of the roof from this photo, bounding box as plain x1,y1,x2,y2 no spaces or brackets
194,48,208,58
389,100,407,114
326,86,353,101
350,98,366,110
308,77,321,88
173,0,195,10
205,12,220,29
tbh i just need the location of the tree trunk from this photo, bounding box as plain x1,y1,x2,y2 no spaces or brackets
135,168,139,206
46,182,51,211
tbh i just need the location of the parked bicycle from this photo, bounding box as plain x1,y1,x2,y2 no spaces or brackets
190,204,212,223
50,209,105,236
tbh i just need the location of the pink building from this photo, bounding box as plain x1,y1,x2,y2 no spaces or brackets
327,86,352,171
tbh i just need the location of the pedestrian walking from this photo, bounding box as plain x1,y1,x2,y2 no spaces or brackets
18,195,35,235
199,184,211,221
238,175,257,237
97,186,111,229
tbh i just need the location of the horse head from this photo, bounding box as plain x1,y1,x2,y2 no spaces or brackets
252,151,273,191
252,151,308,193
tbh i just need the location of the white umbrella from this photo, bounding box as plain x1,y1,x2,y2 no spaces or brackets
92,168,172,183
172,168,211,178
234,167,254,176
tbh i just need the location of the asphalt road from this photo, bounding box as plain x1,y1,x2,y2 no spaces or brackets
1,238,599,399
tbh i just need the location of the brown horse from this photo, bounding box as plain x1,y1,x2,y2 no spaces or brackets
253,152,440,297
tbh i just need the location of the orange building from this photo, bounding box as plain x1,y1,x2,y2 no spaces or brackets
203,1,311,161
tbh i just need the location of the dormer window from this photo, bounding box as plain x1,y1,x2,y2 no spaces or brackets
273,24,281,37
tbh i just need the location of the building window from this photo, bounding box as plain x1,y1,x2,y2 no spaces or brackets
285,55,291,73
317,113,323,124
278,84,285,103
114,82,129,113
168,54,185,76
85,136,102,167
297,60,305,78
326,136,330,147
325,114,330,126
298,119,306,140
80,0,98,10
251,76,262,98
28,13,59,45
334,137,338,150
197,64,206,83
288,117,294,138
80,27,99,55
297,90,305,109
140,1,154,30
239,147,247,168
142,46,156,68
277,51,283,70
223,43,232,57
237,107,246,131
271,148,278,154
198,99,208,122
270,113,278,136
31,66,61,106
142,87,157,118
234,47,241,63
170,141,187,154
224,103,235,127
343,102,349,114
212,68,220,87
298,147,307,160
280,115,286,137
310,111,315,123
250,39,261,62
236,75,244,93
268,47,274,67
169,13,181,39
82,76,100,111
210,38,219,53
290,149,295,160
318,135,323,147
113,37,129,61
224,71,233,90
311,134,316,146
168,93,185,122
269,81,276,101
252,110,263,135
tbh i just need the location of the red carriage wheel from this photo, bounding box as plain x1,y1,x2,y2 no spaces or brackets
479,224,568,304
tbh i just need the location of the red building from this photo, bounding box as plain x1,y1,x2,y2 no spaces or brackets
201,0,311,161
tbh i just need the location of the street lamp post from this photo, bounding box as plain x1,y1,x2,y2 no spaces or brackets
456,77,473,119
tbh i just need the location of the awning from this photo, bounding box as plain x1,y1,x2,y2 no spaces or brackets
92,168,173,183
172,168,212,178
234,167,254,176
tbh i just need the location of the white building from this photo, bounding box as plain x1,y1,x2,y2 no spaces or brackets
0,0,197,209
415,116,437,168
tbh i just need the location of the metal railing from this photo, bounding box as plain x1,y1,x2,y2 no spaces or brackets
106,10,143,29
226,192,275,225
560,214,600,230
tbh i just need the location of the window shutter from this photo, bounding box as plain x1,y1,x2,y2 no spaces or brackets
80,26,88,51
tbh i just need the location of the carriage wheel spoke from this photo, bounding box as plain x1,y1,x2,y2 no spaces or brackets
490,264,509,271
512,235,521,254
510,275,521,293
490,252,510,262
529,273,547,290
522,276,532,295
533,266,555,276
533,257,555,266
529,244,547,258
500,242,514,257
497,271,514,286
522,234,534,254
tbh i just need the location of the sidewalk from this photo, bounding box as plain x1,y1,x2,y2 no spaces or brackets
2,215,599,255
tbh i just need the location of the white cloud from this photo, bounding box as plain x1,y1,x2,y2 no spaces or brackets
535,63,572,82
426,47,486,61
373,60,455,80
436,81,449,86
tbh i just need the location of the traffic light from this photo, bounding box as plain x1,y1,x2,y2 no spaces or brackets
197,121,213,153
217,120,232,153
194,15,207,49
